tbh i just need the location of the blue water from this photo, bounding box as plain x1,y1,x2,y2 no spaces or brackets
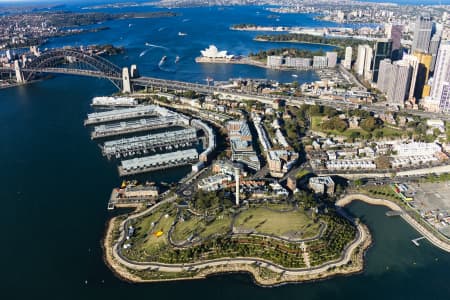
1,4,450,300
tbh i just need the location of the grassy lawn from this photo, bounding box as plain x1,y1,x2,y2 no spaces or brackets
171,213,232,242
311,116,404,139
234,207,320,238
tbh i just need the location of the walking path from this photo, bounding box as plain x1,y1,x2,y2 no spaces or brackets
103,195,371,285
336,194,450,253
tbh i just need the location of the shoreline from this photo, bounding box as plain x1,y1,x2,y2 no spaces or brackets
102,198,372,286
336,194,450,253
195,56,317,71
253,37,340,48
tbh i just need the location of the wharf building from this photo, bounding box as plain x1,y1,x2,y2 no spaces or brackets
85,105,174,125
119,149,198,176
91,114,189,139
91,96,138,107
267,56,312,69
101,128,198,158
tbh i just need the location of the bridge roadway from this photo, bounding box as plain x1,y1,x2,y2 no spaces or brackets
2,65,450,121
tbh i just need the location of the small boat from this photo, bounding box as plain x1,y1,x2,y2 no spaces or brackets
292,74,298,78
175,56,180,63
158,55,167,66
178,32,187,36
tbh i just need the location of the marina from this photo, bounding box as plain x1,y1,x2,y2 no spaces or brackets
118,148,198,176
91,115,189,139
102,127,198,158
84,105,168,125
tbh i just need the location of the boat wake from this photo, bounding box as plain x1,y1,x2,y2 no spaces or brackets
139,49,150,57
145,42,169,50
158,27,166,32
182,18,190,22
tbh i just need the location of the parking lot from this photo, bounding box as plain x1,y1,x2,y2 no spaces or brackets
407,182,450,237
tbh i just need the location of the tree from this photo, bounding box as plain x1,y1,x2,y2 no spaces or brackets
360,117,381,132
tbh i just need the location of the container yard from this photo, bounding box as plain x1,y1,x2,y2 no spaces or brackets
102,128,198,158
118,149,198,176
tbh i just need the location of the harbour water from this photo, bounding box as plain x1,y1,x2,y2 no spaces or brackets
1,4,450,299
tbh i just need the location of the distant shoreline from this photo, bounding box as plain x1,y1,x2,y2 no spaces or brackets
253,37,339,48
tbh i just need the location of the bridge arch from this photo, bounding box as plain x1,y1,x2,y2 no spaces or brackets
24,48,123,89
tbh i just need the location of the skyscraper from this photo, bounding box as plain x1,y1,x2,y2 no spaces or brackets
429,32,442,72
412,14,433,53
390,24,403,60
402,54,420,101
326,51,338,68
431,42,450,113
371,39,392,82
377,59,393,93
355,45,367,75
343,46,352,70
413,51,433,99
387,61,412,107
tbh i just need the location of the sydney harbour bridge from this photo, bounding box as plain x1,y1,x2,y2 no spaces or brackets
0,47,447,121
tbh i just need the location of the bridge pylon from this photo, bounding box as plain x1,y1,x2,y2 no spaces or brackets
14,60,25,84
122,67,132,93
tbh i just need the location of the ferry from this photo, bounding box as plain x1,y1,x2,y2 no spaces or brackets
158,55,167,66
178,32,187,36
175,56,180,63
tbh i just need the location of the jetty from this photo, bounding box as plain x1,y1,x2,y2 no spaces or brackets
118,148,198,176
91,115,189,139
102,128,198,158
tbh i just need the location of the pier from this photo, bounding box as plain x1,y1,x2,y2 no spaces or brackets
412,236,426,246
91,115,189,139
118,149,198,176
102,128,198,158
84,105,165,125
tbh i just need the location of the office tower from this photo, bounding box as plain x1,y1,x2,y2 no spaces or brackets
431,43,450,113
412,14,433,53
387,61,412,107
355,45,367,75
413,51,433,99
402,54,420,101
377,59,393,93
371,39,392,82
390,24,403,60
234,167,240,206
5,49,11,61
429,32,442,72
326,51,338,68
343,46,352,69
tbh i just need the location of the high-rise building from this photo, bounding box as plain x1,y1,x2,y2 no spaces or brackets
387,61,412,107
413,51,433,99
431,42,450,113
402,54,420,101
355,45,367,75
429,32,442,72
412,14,433,53
377,59,393,93
343,46,352,69
326,51,338,68
390,24,403,60
371,39,392,82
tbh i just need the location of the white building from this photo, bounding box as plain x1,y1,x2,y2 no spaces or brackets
343,46,352,70
326,51,338,68
267,55,283,68
431,42,450,113
313,56,328,69
394,142,442,157
200,45,234,59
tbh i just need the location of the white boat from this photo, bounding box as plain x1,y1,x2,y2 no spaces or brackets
158,56,167,67
175,56,180,63
178,32,187,36
292,74,298,78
